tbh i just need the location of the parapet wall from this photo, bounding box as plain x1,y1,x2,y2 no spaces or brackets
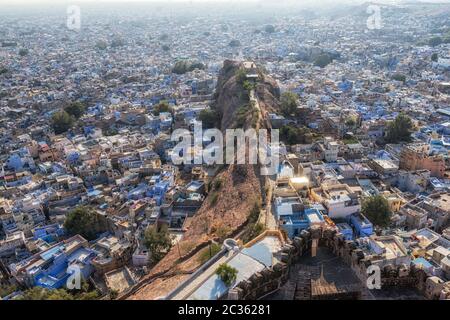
229,225,450,300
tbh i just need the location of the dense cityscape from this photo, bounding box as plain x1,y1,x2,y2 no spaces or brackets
0,0,450,303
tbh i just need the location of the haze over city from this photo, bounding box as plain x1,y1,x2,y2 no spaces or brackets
0,0,449,309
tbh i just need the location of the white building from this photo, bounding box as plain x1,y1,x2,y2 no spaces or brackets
311,184,360,219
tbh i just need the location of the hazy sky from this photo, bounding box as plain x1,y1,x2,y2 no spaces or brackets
1,0,448,6
0,0,363,4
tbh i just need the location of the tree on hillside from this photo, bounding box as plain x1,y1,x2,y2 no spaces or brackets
235,68,247,84
431,53,438,62
385,113,413,143
64,101,86,119
361,195,392,228
143,225,173,263
64,206,105,241
199,109,220,129
280,92,298,117
242,80,255,92
52,110,74,134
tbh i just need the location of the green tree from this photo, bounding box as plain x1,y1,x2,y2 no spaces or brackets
0,284,18,298
431,53,438,62
172,60,204,74
235,68,247,84
143,225,173,263
95,40,108,50
216,263,238,287
209,193,219,206
52,110,75,134
189,62,205,71
64,206,105,241
199,109,220,129
19,48,29,56
313,54,333,68
345,117,356,127
242,80,255,92
17,283,98,300
172,60,189,74
162,44,170,51
70,281,99,300
280,125,312,145
152,101,172,116
109,289,119,300
198,242,222,264
392,73,406,83
280,92,298,116
361,195,392,228
64,101,86,119
385,113,413,143
264,24,276,33
228,39,241,47
18,287,70,300
428,36,442,47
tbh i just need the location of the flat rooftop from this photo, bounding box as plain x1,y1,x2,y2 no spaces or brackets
169,234,283,300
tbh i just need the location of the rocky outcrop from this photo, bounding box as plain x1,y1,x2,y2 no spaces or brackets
127,61,281,299
214,60,280,131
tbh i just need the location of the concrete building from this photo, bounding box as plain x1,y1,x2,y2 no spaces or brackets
399,143,445,178
310,184,360,219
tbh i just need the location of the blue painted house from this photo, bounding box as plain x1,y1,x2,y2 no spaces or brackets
337,223,353,241
275,197,325,238
9,235,97,289
348,212,373,238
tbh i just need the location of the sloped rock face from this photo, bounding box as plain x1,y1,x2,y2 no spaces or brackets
184,164,261,240
214,60,249,130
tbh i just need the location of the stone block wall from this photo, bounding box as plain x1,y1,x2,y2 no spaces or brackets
229,225,449,300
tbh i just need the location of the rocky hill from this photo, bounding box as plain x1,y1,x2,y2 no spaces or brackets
214,59,280,130
126,60,281,300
